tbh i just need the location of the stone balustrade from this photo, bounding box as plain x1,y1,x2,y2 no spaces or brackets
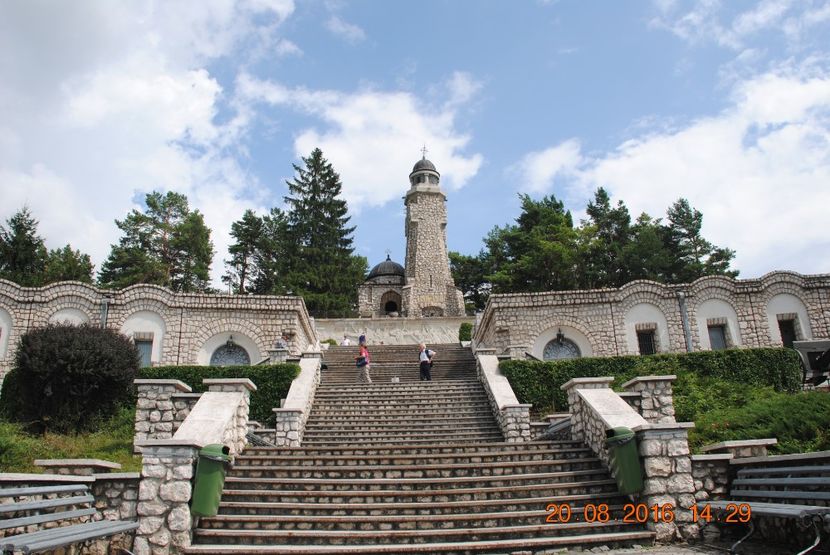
475,351,531,442
134,379,193,450
273,354,321,446
621,375,676,423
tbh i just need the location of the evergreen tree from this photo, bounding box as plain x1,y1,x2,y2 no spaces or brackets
250,208,292,295
44,245,94,284
579,188,632,288
223,209,263,294
449,251,492,312
282,148,367,316
99,191,214,292
665,198,738,282
0,207,47,286
621,213,673,282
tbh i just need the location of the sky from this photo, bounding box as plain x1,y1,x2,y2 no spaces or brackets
1,0,830,288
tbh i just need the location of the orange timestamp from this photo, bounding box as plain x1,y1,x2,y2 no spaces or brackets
545,502,752,524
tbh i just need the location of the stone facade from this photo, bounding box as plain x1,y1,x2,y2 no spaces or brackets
358,158,465,319
474,271,830,359
0,280,318,381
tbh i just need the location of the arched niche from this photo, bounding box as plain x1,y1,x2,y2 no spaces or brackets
380,290,402,315
623,302,671,354
766,293,812,344
695,298,741,350
0,307,12,359
48,308,90,326
531,325,593,360
198,332,260,366
120,310,166,366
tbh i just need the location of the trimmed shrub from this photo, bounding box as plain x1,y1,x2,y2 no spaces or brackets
139,364,300,425
459,322,472,342
322,338,338,346
0,324,140,433
500,348,802,416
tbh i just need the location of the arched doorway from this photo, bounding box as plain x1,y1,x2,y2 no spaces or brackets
380,290,402,315
543,337,581,360
210,340,251,366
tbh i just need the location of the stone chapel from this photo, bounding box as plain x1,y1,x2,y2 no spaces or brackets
357,156,465,318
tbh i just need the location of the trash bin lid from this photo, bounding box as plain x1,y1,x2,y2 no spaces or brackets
605,426,635,445
200,444,231,460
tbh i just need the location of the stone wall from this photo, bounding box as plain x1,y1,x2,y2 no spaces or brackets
92,472,140,522
473,271,830,359
316,316,473,346
475,351,531,442
134,380,193,450
274,354,321,446
0,280,318,380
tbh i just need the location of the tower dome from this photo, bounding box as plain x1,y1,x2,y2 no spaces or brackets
409,154,440,186
366,254,405,281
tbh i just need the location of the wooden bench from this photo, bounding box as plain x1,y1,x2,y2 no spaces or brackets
708,464,830,554
0,484,138,554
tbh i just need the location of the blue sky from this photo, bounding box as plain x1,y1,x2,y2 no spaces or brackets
2,0,830,286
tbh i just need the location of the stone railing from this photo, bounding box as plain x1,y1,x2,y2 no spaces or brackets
273,353,321,447
132,377,255,554
621,375,676,423
475,350,531,442
134,379,193,450
562,377,698,542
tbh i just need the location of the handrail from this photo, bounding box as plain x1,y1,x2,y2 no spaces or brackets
524,351,542,361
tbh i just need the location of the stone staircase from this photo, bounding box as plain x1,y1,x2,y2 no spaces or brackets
186,344,654,554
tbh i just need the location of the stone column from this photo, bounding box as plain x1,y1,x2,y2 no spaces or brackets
635,422,698,541
273,409,302,446
560,377,614,442
133,441,200,555
621,375,676,423
499,404,532,442
134,380,193,450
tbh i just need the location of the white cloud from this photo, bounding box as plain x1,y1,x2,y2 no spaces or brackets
237,73,483,210
325,15,366,43
510,140,582,194
512,66,830,276
0,1,294,285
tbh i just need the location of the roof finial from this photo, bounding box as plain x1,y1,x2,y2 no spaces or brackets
420,144,428,160
385,249,391,260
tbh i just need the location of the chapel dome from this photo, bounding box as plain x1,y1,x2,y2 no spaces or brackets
366,255,405,280
411,158,437,173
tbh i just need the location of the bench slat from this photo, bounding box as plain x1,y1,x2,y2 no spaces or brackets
708,501,830,518
737,465,830,477
729,489,830,501
22,520,138,553
733,477,830,487
0,508,96,531
0,485,88,498
0,520,118,550
0,495,94,515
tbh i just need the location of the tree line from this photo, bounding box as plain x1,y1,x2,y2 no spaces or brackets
450,188,737,311
1,149,737,317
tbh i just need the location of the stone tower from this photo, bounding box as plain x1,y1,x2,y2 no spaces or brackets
402,156,465,317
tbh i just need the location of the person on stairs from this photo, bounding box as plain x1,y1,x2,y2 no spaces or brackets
356,335,372,384
418,343,435,381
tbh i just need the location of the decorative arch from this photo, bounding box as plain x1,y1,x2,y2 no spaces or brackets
530,318,596,360
120,310,167,366
0,306,12,359
380,290,402,315
201,332,257,366
48,307,91,325
766,293,812,345
693,298,741,350
623,302,671,354
190,318,267,366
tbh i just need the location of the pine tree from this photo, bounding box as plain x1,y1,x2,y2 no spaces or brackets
283,148,367,317
99,191,214,291
223,209,264,294
665,198,737,282
250,208,292,295
579,188,632,288
0,207,47,286
44,245,94,284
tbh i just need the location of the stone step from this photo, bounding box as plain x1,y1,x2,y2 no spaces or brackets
225,468,608,492
240,441,578,457
229,456,601,479
213,490,629,516
198,503,627,531
313,385,484,394
298,432,504,443
308,401,492,410
303,422,500,432
219,478,618,504
304,415,495,425
305,409,495,419
193,520,643,546
185,530,655,553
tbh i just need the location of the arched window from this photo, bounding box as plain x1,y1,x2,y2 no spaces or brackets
210,342,250,366
543,338,581,360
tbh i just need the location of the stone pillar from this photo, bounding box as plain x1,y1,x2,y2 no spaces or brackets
268,348,289,363
499,404,532,442
203,378,256,456
635,422,698,541
133,441,199,555
621,375,676,423
700,438,777,459
273,409,302,446
560,377,614,442
134,380,193,450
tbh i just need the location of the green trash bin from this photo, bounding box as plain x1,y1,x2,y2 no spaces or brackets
191,444,232,517
605,427,643,495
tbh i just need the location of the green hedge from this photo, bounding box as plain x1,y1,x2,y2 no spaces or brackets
459,322,472,342
500,348,802,417
139,364,300,425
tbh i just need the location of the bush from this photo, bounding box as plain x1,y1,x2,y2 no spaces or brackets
500,348,802,416
322,338,338,346
139,364,300,425
0,324,140,433
459,322,472,342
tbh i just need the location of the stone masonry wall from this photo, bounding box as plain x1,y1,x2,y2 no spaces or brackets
622,376,676,423
473,271,830,358
0,279,318,382
134,380,193,450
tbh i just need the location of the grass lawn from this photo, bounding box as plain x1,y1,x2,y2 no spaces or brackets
0,406,141,473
